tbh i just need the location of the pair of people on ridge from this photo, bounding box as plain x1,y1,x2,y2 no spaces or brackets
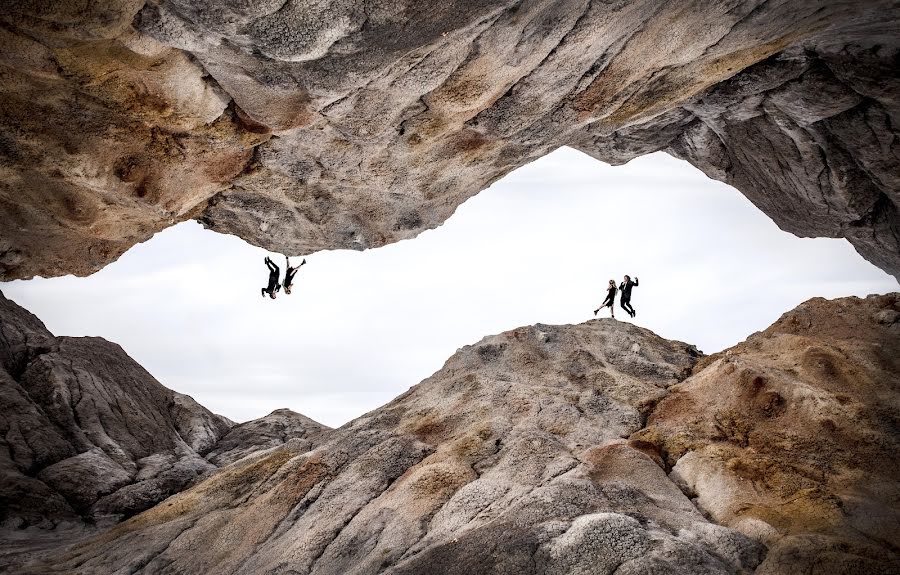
261,256,306,299
594,275,639,319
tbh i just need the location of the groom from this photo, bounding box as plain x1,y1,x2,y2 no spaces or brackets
619,275,638,318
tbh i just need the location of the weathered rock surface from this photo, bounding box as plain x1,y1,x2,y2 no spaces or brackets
23,316,759,573
1,1,899,280
634,293,900,574
4,293,891,575
0,290,335,535
0,289,235,527
206,407,331,467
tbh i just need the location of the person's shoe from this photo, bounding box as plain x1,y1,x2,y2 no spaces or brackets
632,310,636,317
593,309,598,316
301,258,307,265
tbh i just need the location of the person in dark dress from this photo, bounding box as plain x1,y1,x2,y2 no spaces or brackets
283,256,306,295
593,279,617,318
619,275,639,318
261,256,281,299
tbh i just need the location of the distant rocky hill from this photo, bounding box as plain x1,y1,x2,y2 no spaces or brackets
0,291,330,533
8,293,894,574
206,408,331,468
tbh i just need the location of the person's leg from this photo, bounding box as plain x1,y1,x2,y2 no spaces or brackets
624,301,635,316
621,298,629,316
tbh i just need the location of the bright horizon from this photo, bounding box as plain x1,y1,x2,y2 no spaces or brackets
4,147,897,427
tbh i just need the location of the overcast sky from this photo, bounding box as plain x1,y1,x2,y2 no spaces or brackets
4,148,897,427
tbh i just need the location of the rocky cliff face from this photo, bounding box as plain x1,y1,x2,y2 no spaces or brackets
0,291,329,532
634,293,900,573
1,1,898,280
0,289,232,528
13,293,897,575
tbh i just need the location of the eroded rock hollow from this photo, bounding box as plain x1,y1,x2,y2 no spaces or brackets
1,1,899,280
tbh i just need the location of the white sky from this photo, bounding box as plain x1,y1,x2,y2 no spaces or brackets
4,148,897,427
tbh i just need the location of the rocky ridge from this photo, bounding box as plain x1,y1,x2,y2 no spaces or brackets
1,1,898,280
0,290,330,532
10,293,897,574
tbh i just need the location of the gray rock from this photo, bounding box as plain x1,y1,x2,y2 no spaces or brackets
205,408,330,467
4,291,899,574
33,319,764,574
90,455,216,519
0,1,898,280
172,392,235,454
36,449,132,513
0,290,234,527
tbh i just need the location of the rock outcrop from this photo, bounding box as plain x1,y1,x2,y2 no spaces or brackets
0,290,332,535
634,293,900,574
14,293,895,574
1,1,899,280
0,290,233,528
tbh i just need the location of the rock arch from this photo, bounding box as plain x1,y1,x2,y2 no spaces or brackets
1,0,897,280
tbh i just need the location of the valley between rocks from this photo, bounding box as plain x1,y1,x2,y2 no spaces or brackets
1,291,897,574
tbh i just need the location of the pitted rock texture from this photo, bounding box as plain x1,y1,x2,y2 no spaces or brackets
1,1,899,280
30,319,775,575
0,290,235,527
634,293,900,574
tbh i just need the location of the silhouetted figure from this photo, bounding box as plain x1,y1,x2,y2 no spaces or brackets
261,257,281,299
619,275,638,317
283,257,306,295
593,279,617,318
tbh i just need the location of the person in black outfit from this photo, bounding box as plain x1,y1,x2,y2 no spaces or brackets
261,256,281,299
283,256,306,295
593,279,617,318
619,275,638,317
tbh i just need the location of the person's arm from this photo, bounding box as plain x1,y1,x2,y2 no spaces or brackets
633,278,638,287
